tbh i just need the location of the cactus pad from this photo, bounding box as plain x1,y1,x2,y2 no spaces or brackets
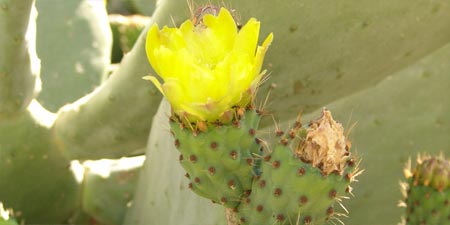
170,108,262,208
237,110,360,225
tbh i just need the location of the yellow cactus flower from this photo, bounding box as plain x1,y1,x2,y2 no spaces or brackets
145,7,273,123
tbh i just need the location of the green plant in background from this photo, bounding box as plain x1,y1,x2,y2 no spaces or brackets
400,155,450,225
0,0,449,224
0,203,18,225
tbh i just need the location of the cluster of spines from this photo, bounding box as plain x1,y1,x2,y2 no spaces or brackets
170,107,263,208
237,110,360,225
400,154,450,225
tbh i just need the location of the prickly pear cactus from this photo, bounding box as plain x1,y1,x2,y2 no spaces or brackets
0,0,159,224
237,110,360,225
400,155,450,225
143,4,273,214
1,0,450,224
172,109,262,208
125,0,450,224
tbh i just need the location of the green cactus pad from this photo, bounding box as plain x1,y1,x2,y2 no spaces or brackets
237,110,359,225
170,109,262,208
402,155,450,225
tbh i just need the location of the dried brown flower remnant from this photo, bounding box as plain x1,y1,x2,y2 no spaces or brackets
296,109,349,175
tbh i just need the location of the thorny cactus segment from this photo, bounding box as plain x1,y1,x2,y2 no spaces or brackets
400,155,450,225
171,109,262,208
237,110,361,225
144,7,273,124
407,155,450,191
296,110,350,175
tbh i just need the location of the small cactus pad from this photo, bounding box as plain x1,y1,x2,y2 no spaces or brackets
170,109,262,208
401,155,450,225
237,109,360,225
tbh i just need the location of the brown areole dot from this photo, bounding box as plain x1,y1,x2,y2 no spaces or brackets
329,189,337,199
179,154,184,161
345,173,352,181
256,205,264,212
288,130,296,139
174,139,180,148
280,138,289,146
345,186,351,193
304,215,312,224
298,167,306,176
272,160,281,168
210,142,218,149
276,130,284,137
208,166,216,175
220,197,227,204
327,207,334,216
274,188,282,197
276,214,285,221
184,173,190,178
299,195,308,205
228,180,236,190
189,155,197,163
347,158,355,167
194,177,201,184
431,209,437,216
263,155,271,161
246,158,254,166
249,128,256,136
259,180,266,188
229,150,238,160
188,183,193,189
255,138,262,144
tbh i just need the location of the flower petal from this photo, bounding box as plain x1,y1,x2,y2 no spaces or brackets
203,8,237,51
253,32,273,80
143,75,164,95
235,18,260,57
145,24,162,75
